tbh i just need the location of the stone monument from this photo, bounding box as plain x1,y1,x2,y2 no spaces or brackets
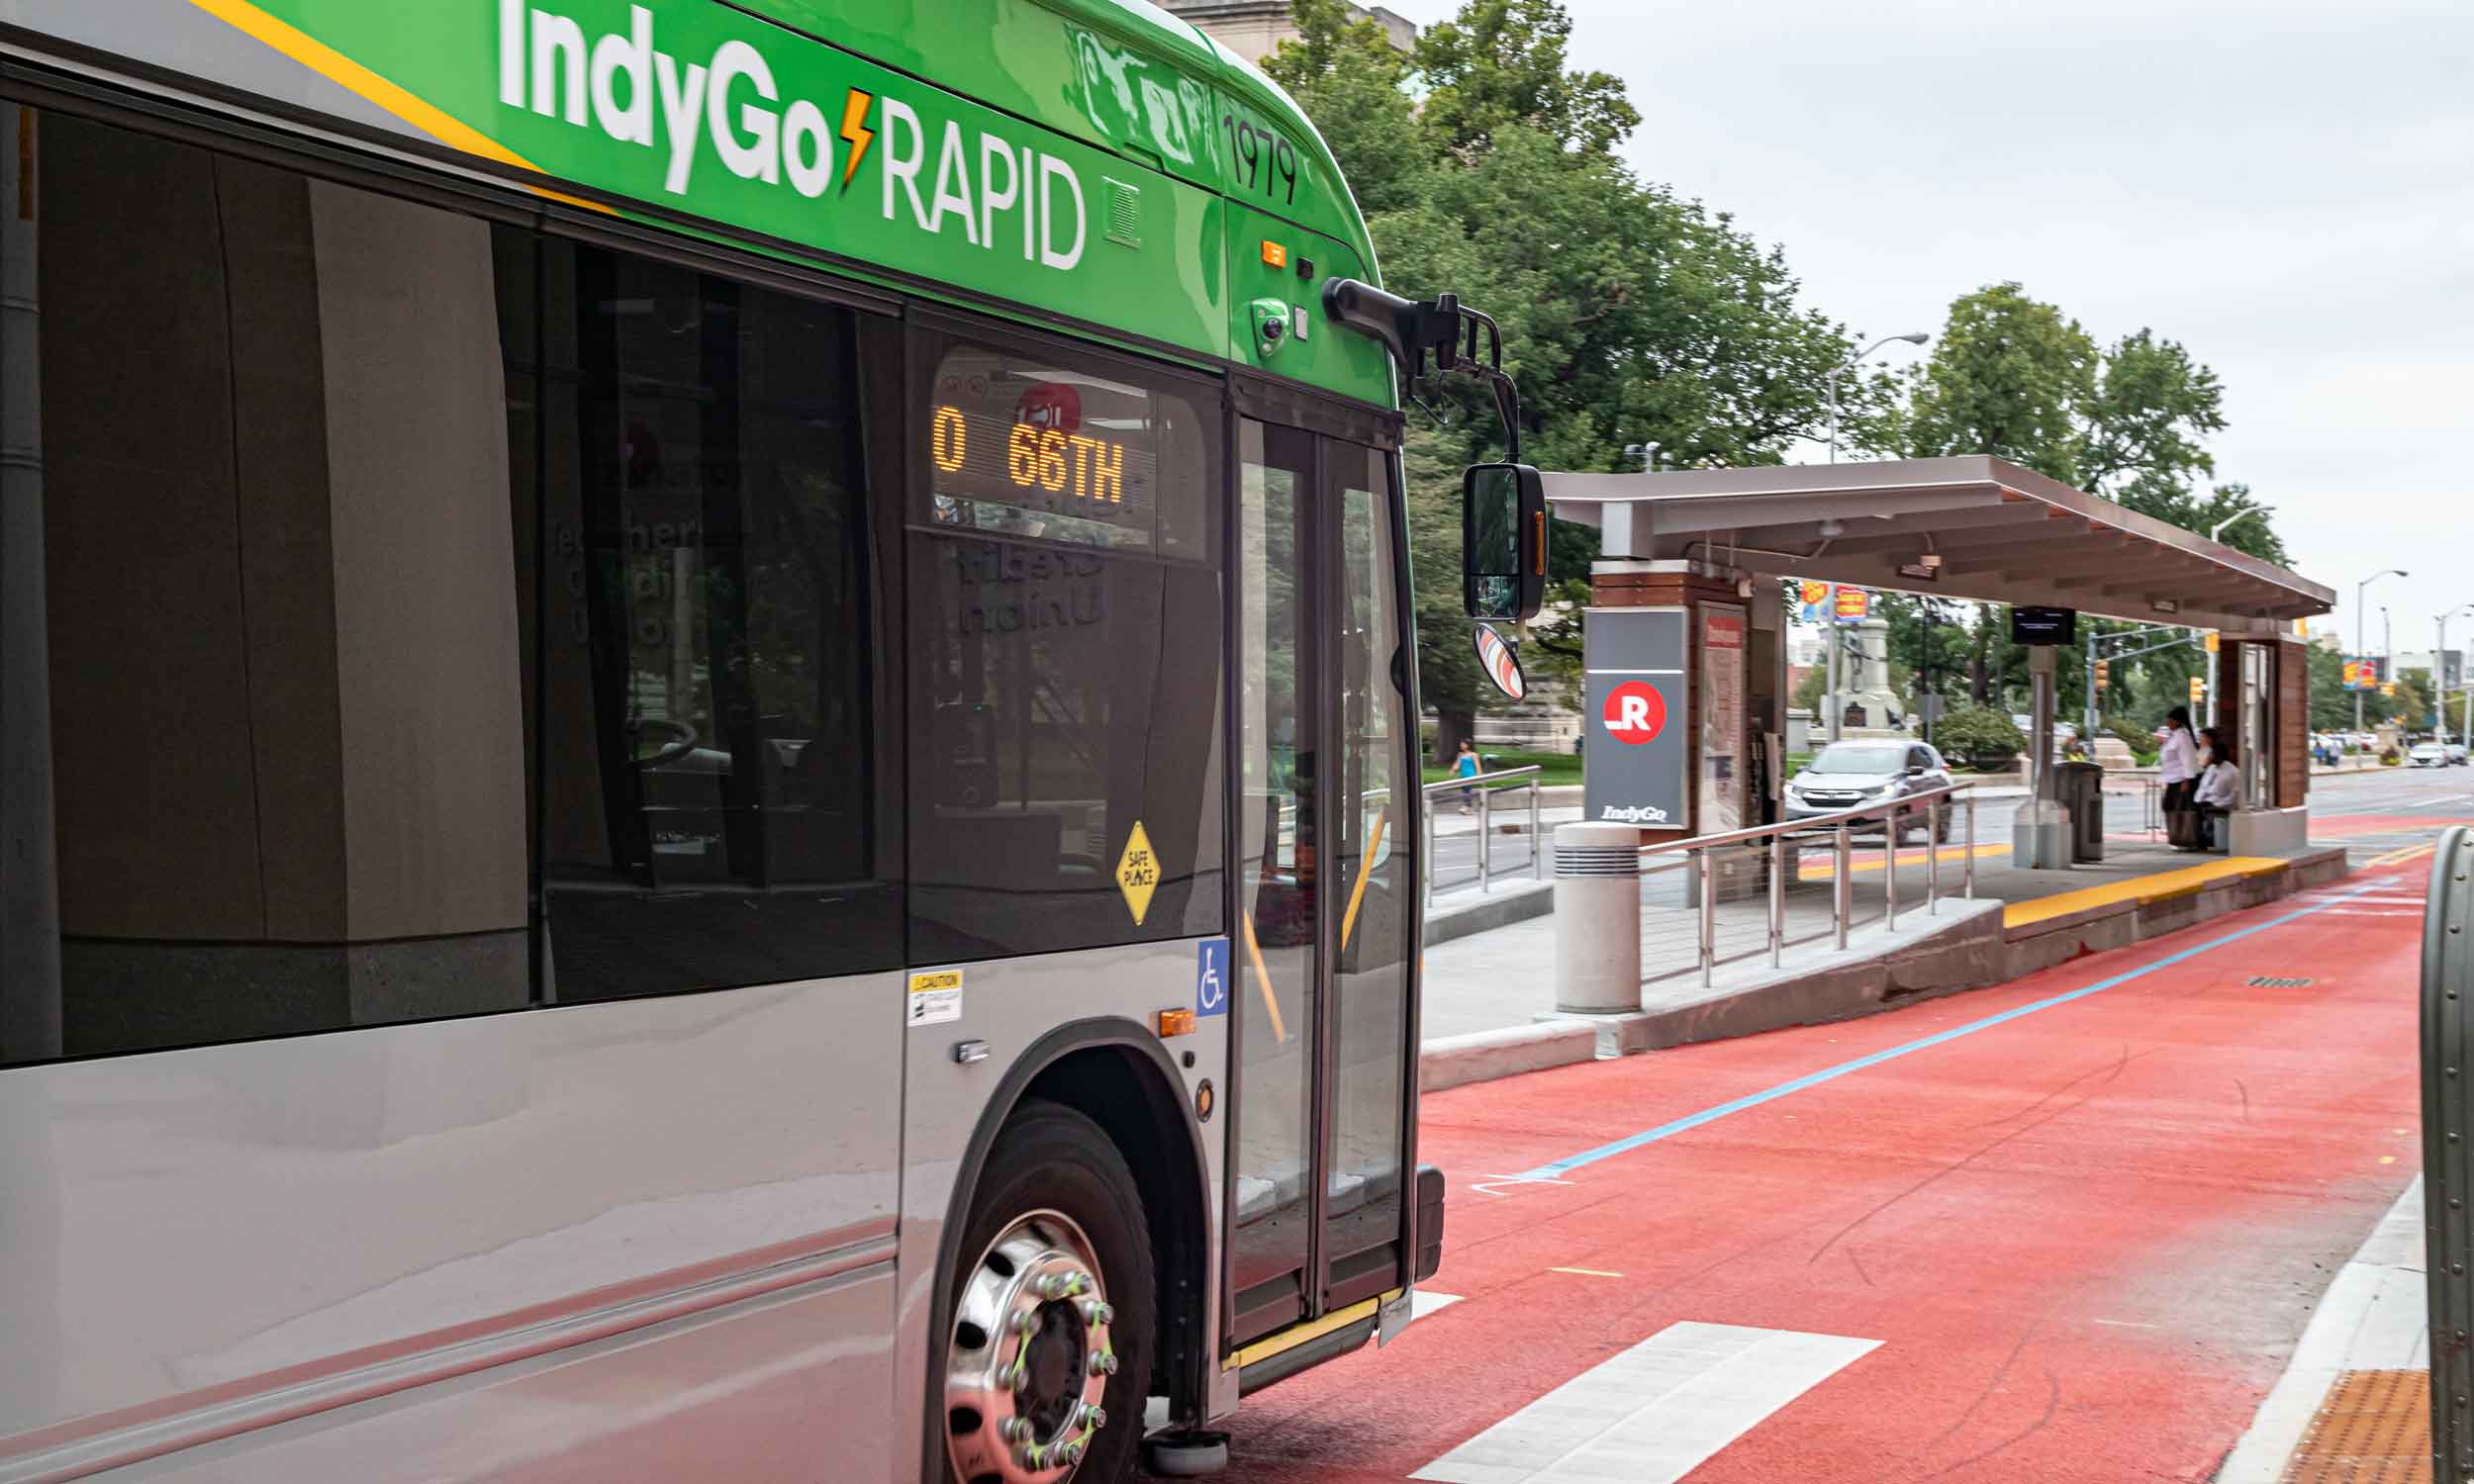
1836,617,1908,736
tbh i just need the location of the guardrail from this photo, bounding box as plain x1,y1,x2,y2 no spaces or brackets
2424,824,2473,1482
1422,765,1546,905
1637,782,1978,989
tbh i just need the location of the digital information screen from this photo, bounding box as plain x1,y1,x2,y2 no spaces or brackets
2011,605,2078,645
925,343,1165,551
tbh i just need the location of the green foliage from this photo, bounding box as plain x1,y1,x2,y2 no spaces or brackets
2308,642,2355,730
1891,283,2095,482
1419,747,1582,786
1265,0,1863,745
1792,660,1826,713
1933,704,2026,767
1411,0,1640,158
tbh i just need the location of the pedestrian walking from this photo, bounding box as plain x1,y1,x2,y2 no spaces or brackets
1454,739,1481,814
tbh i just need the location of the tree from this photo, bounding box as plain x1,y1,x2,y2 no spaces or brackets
1265,0,1867,758
2077,328,2227,512
1411,0,1639,158
1892,284,2095,483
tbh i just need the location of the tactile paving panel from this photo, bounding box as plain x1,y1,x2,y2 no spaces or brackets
2280,1368,2431,1483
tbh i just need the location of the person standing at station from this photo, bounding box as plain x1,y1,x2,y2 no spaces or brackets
2159,705,2201,815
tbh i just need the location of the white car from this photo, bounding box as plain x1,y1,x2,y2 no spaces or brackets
2412,741,2450,768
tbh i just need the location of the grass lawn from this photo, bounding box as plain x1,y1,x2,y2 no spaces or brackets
1419,747,1583,788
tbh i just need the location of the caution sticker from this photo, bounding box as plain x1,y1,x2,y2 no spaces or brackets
907,969,963,1027
1115,820,1159,925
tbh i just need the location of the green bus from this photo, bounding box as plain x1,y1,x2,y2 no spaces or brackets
0,2,1540,1480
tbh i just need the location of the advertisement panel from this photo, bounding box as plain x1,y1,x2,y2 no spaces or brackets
1699,605,1747,836
1582,608,1688,827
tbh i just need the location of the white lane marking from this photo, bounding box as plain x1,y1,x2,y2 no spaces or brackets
2092,1318,2159,1329
1546,1266,1625,1278
1410,1321,1880,1484
1410,1290,1465,1321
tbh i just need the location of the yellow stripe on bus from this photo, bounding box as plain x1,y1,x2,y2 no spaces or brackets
1240,908,1287,1043
1224,1290,1396,1370
185,0,609,212
1340,809,1387,952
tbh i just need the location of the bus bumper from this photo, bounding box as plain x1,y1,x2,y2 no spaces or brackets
1414,1163,1446,1281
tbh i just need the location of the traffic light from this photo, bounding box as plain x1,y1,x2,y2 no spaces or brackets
2383,681,2397,697
2188,676,2205,704
2095,659,2111,693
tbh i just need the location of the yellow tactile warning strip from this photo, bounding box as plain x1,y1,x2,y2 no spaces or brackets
1795,841,2009,881
2000,855,2288,931
2279,1368,2429,1483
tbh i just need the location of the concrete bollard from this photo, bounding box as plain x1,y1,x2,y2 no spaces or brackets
1554,822,1643,1014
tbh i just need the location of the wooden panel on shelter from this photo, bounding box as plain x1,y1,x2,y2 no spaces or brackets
2277,636,2309,808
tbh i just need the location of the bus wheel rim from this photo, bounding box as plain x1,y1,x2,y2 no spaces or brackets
945,1207,1114,1483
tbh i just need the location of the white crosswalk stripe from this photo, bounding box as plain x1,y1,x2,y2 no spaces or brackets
1411,1322,1880,1484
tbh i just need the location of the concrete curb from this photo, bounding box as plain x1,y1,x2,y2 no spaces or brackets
1419,1020,1597,1094
2000,846,2352,979
1423,880,1555,948
2215,1177,2426,1482
1412,846,2357,1097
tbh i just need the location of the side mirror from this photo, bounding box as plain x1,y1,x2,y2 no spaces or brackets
1463,463,1546,623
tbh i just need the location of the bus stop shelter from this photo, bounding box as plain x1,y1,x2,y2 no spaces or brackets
1543,455,2336,860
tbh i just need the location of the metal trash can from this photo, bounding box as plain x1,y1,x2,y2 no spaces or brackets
2056,761,2106,863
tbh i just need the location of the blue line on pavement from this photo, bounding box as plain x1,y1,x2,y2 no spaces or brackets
1510,875,2386,1182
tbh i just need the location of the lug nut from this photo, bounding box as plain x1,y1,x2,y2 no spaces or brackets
1001,1417,1029,1442
1065,1439,1087,1465
1090,1350,1118,1376
1086,1406,1109,1431
1082,1299,1114,1326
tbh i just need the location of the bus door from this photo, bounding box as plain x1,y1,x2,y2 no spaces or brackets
1228,414,1418,1352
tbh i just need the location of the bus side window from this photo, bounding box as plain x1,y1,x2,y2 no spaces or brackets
525,242,901,1001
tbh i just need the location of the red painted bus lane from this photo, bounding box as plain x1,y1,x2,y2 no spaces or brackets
1230,867,2426,1483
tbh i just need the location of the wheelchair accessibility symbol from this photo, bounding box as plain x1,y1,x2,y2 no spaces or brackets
1194,939,1230,1018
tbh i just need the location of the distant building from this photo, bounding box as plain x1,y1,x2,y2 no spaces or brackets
2391,649,2466,690
1161,1,1416,66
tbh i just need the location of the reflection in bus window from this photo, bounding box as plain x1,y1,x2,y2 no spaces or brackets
523,244,898,999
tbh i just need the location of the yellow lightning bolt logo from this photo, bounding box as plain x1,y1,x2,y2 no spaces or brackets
838,89,874,191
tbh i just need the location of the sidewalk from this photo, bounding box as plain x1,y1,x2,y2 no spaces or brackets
2218,1176,2427,1482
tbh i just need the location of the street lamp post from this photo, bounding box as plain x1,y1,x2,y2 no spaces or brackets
1825,332,1930,464
2442,604,2474,745
2210,507,2270,544
2356,569,2408,733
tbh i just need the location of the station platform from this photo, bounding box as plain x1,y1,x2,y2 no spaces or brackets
1417,827,2357,1062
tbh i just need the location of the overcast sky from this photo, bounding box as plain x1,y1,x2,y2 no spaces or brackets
1376,0,2470,658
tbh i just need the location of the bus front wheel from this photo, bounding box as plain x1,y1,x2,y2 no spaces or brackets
941,1100,1155,1484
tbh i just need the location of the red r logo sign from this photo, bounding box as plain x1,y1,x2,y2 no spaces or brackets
1602,681,1666,745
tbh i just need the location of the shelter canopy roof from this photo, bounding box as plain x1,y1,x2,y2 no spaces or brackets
1545,455,2331,634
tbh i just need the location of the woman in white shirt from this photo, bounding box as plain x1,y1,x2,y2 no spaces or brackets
2192,733,2241,850
2158,704,2200,812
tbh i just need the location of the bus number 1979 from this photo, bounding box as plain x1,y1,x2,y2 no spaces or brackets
1223,114,1299,205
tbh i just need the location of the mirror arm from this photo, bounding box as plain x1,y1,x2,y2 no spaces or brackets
1323,277,1525,461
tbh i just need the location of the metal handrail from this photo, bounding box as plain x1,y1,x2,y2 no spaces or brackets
1638,779,1975,856
1420,764,1544,794
1421,765,1549,904
1633,781,1980,988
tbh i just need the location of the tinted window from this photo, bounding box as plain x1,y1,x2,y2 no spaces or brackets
1812,743,1906,774
0,115,534,1064
907,329,1224,961
522,244,899,999
0,114,899,1067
